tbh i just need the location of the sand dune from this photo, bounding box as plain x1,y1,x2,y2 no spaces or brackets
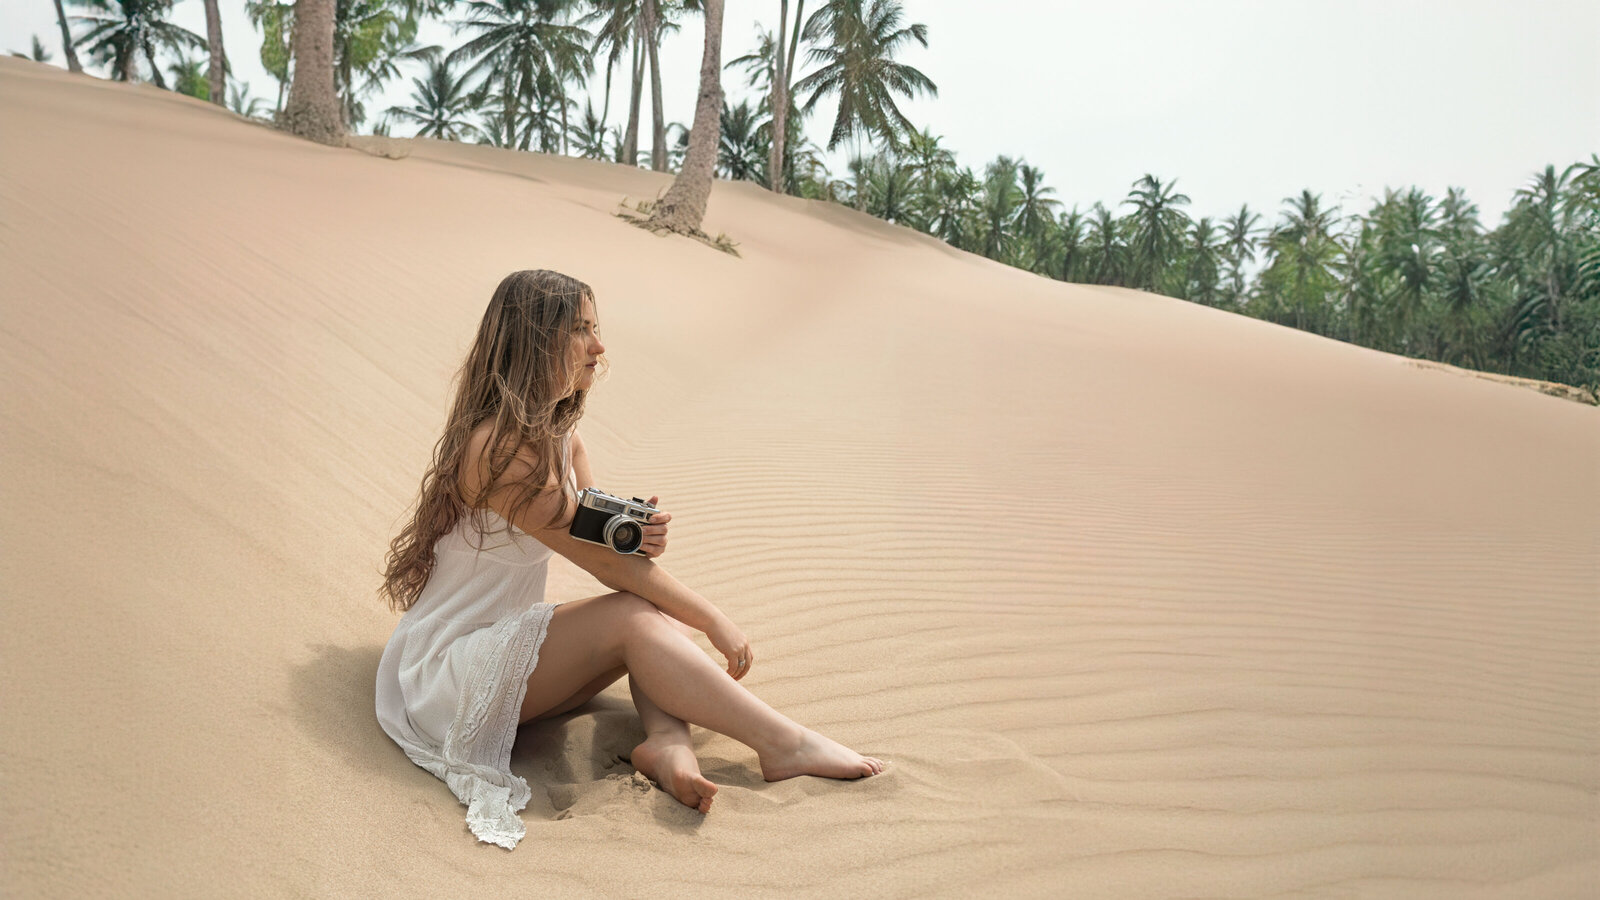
2,56,1596,898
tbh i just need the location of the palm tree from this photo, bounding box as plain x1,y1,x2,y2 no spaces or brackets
244,1,292,115
226,79,272,118
1259,190,1344,334
543,10,594,154
1507,163,1576,331
280,0,343,144
167,53,209,98
751,1,807,194
866,152,916,225
918,165,974,248
384,50,484,140
202,0,226,105
579,0,637,159
588,0,695,168
332,0,420,131
902,126,953,193
620,1,646,163
643,1,706,169
1122,174,1192,294
1435,247,1490,368
68,0,206,86
640,0,664,166
570,99,610,158
976,155,1021,262
53,0,85,73
791,0,936,160
449,0,594,152
1220,203,1262,308
645,0,722,237
1180,217,1226,306
1083,202,1128,286
721,16,820,195
718,99,765,181
767,1,793,193
1048,205,1088,283
1369,186,1442,348
722,20,778,92
1013,162,1060,272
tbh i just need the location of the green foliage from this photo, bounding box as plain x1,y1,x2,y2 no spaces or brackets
228,0,1592,397
67,0,206,85
168,55,208,100
791,0,937,155
245,0,291,85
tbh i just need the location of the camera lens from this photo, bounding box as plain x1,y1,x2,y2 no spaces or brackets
604,516,644,554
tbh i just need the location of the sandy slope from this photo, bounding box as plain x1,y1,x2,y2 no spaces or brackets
2,56,1596,898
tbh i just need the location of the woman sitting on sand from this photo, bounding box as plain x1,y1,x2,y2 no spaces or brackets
375,269,883,848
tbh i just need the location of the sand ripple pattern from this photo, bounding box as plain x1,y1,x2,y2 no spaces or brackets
2,57,1596,898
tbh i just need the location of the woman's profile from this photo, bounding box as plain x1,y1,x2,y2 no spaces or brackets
375,269,884,848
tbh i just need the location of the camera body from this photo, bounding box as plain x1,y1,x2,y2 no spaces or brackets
569,487,656,555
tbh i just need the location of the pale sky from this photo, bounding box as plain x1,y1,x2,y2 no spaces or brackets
6,0,1597,228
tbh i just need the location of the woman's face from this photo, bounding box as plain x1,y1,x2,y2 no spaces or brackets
566,296,605,395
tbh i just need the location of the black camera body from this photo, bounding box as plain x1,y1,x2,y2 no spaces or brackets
569,487,656,555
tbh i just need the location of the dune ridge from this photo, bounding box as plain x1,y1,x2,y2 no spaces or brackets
2,57,1597,898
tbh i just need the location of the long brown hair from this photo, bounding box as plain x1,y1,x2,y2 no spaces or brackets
378,269,605,612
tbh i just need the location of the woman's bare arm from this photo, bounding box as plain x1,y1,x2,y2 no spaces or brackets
469,430,719,633
513,491,751,676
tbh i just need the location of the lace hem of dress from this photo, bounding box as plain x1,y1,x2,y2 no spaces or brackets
426,603,556,849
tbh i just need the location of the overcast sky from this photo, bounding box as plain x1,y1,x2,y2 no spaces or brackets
6,0,1596,227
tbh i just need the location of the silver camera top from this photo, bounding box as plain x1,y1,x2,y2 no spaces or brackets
576,487,655,518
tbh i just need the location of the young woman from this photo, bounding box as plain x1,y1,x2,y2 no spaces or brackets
376,269,883,849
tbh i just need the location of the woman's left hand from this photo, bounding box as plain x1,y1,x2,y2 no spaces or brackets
640,495,671,558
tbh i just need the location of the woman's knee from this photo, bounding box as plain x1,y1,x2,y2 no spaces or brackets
606,592,677,641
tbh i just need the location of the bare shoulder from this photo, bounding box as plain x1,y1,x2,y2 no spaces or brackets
459,423,559,511
567,426,595,490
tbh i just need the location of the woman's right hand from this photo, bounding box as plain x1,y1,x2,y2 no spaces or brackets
707,617,753,680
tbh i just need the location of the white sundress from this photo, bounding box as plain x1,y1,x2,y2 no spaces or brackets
375,454,576,849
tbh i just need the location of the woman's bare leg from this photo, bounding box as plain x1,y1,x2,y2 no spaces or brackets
627,676,717,812
523,612,715,811
521,593,884,781
525,664,626,721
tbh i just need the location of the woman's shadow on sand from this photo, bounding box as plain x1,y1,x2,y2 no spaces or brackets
289,642,713,832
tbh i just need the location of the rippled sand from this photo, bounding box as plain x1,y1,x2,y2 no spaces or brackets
2,56,1596,898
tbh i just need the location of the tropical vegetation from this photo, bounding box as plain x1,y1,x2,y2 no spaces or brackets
22,0,1599,394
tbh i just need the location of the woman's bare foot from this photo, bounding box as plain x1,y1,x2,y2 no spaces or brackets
759,727,886,782
630,737,717,814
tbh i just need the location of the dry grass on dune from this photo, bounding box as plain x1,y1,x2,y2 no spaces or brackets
1,57,1597,898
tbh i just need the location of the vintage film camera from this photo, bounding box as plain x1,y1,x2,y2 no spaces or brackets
569,487,657,555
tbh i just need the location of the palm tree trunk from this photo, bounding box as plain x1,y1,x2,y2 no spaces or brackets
622,19,644,165
51,0,83,74
647,0,722,234
203,0,226,105
279,0,344,146
598,48,616,140
644,0,666,171
119,38,137,82
143,39,167,89
531,66,550,151
768,0,788,193
500,69,515,147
